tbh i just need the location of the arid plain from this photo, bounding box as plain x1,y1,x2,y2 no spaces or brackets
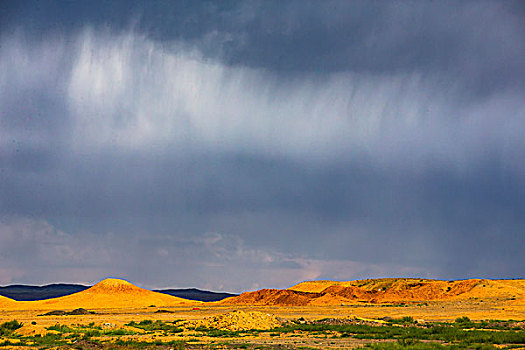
0,278,524,349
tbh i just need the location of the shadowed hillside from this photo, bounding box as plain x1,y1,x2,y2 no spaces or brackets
154,288,236,302
0,284,88,301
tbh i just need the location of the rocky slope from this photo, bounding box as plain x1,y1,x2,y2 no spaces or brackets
221,278,525,306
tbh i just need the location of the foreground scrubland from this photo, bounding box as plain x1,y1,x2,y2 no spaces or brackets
0,278,523,349
1,305,524,349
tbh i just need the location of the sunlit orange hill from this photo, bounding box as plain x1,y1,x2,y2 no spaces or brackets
3,278,199,310
3,277,524,310
221,278,525,306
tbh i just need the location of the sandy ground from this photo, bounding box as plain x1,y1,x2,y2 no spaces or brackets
2,297,524,327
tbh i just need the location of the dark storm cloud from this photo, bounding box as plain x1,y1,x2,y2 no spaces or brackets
0,1,524,289
4,1,524,96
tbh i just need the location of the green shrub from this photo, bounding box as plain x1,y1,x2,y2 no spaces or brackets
126,320,183,333
0,320,23,336
46,324,75,333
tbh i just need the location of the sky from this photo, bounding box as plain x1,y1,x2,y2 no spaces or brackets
0,0,524,292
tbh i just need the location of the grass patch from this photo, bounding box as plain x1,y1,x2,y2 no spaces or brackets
46,323,137,338
126,319,183,333
113,339,185,349
361,343,499,350
26,332,65,347
1,317,523,349
268,320,525,345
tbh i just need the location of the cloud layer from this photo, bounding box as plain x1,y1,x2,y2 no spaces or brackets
1,1,524,290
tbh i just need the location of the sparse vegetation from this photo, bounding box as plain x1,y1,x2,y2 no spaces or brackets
126,319,184,333
387,316,416,325
266,318,525,345
0,320,23,336
46,322,137,338
0,316,523,349
361,343,498,350
113,339,185,349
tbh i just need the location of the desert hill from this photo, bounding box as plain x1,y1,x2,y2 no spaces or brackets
0,283,235,302
0,294,16,307
220,288,321,306
2,278,523,309
4,278,198,310
221,278,525,306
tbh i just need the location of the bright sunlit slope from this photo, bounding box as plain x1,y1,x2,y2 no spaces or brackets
220,278,525,306
288,278,525,304
6,278,199,310
0,294,16,307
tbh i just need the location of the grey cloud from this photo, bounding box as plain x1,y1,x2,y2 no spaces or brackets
0,216,434,291
201,1,525,98
4,1,525,97
5,29,524,169
1,1,524,290
4,151,524,280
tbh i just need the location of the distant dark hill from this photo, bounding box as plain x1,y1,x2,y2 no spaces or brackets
0,284,236,302
0,284,88,301
154,288,237,302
